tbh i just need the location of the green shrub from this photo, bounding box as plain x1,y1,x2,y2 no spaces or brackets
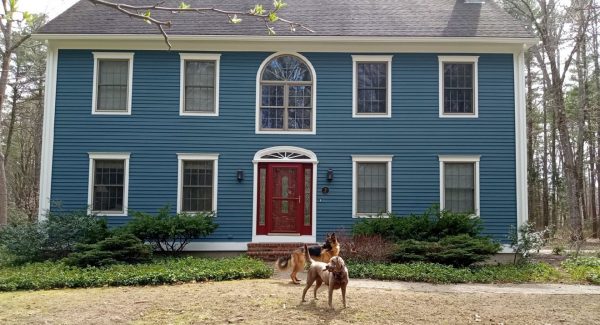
0,211,108,264
124,207,218,251
352,207,482,242
65,234,152,267
562,257,600,284
508,223,550,264
0,256,272,291
348,261,561,284
392,234,501,267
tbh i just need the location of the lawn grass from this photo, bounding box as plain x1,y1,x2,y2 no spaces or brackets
348,261,565,284
0,256,273,291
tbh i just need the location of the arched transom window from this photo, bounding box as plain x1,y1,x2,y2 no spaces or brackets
259,54,314,132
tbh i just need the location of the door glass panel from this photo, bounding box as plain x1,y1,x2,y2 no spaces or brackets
259,167,266,226
281,175,289,213
304,168,311,226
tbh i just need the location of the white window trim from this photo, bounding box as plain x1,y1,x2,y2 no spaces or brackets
255,52,317,135
352,155,393,218
179,53,221,116
438,155,481,216
87,152,130,216
177,153,219,214
352,55,393,118
438,55,479,118
91,52,134,115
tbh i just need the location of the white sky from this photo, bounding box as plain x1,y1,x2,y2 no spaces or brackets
18,0,79,19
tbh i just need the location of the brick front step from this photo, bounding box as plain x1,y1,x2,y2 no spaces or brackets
247,242,318,261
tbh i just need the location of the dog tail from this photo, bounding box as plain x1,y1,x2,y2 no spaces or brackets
276,255,292,270
304,244,314,265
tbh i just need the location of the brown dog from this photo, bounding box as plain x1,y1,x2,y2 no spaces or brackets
301,244,348,309
276,233,340,284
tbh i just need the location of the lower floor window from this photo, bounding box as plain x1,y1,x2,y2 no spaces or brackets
178,154,219,213
440,155,480,215
88,153,130,215
352,155,393,217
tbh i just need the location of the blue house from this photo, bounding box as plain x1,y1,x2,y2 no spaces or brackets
34,0,536,252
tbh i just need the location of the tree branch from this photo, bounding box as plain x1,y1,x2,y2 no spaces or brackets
88,0,314,49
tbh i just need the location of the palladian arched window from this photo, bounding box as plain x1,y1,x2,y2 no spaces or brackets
259,54,314,132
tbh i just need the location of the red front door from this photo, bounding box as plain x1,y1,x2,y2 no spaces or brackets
257,163,312,235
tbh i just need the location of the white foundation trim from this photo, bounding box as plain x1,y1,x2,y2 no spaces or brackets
183,242,248,251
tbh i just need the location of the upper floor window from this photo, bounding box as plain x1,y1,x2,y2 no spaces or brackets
92,52,134,115
438,56,479,118
180,53,221,116
439,155,480,215
88,152,130,216
352,55,392,118
257,53,316,134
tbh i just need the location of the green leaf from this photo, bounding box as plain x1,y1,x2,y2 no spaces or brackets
273,0,287,10
268,12,278,23
251,4,265,15
178,2,190,9
230,14,242,24
143,10,152,24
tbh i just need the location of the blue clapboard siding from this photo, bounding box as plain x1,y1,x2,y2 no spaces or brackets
51,50,516,243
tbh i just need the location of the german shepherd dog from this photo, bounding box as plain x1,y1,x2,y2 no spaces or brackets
276,233,340,284
301,244,349,309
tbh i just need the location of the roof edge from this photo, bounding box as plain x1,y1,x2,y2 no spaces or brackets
32,33,539,45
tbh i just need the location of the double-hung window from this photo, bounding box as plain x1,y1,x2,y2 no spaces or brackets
180,53,221,116
439,155,480,215
352,55,392,117
439,56,479,117
352,155,393,217
177,154,219,213
92,52,134,114
88,153,130,216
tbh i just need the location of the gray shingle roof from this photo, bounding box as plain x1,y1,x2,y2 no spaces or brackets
37,0,534,39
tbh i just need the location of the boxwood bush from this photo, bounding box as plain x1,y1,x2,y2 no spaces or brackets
0,256,273,291
352,207,500,266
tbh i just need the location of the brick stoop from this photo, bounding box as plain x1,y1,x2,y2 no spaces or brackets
247,242,318,261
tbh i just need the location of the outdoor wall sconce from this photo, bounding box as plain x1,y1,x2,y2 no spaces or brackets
237,170,244,182
327,168,334,181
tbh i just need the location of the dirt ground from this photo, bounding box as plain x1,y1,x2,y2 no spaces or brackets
1,277,599,325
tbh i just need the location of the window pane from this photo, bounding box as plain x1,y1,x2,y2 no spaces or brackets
182,160,213,212
261,108,284,129
259,167,266,226
184,61,215,112
97,60,128,111
93,159,125,212
443,63,474,114
288,86,311,108
261,85,284,107
304,168,311,226
357,62,387,114
288,108,311,129
262,55,311,81
444,163,475,214
357,162,387,214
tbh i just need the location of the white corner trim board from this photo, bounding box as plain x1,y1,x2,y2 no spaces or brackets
38,46,59,221
255,52,317,135
352,55,393,118
438,56,479,118
351,155,393,218
438,155,481,216
91,52,134,115
179,53,221,116
176,153,219,214
514,50,528,227
87,152,131,217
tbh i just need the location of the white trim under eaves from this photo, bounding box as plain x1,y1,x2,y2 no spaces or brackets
38,46,58,221
176,153,219,214
351,155,393,218
91,52,134,115
514,49,528,227
87,152,131,217
179,53,221,116
438,56,479,118
438,155,481,216
352,55,393,118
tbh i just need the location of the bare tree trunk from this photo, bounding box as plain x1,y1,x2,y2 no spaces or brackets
542,68,550,228
0,12,13,225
